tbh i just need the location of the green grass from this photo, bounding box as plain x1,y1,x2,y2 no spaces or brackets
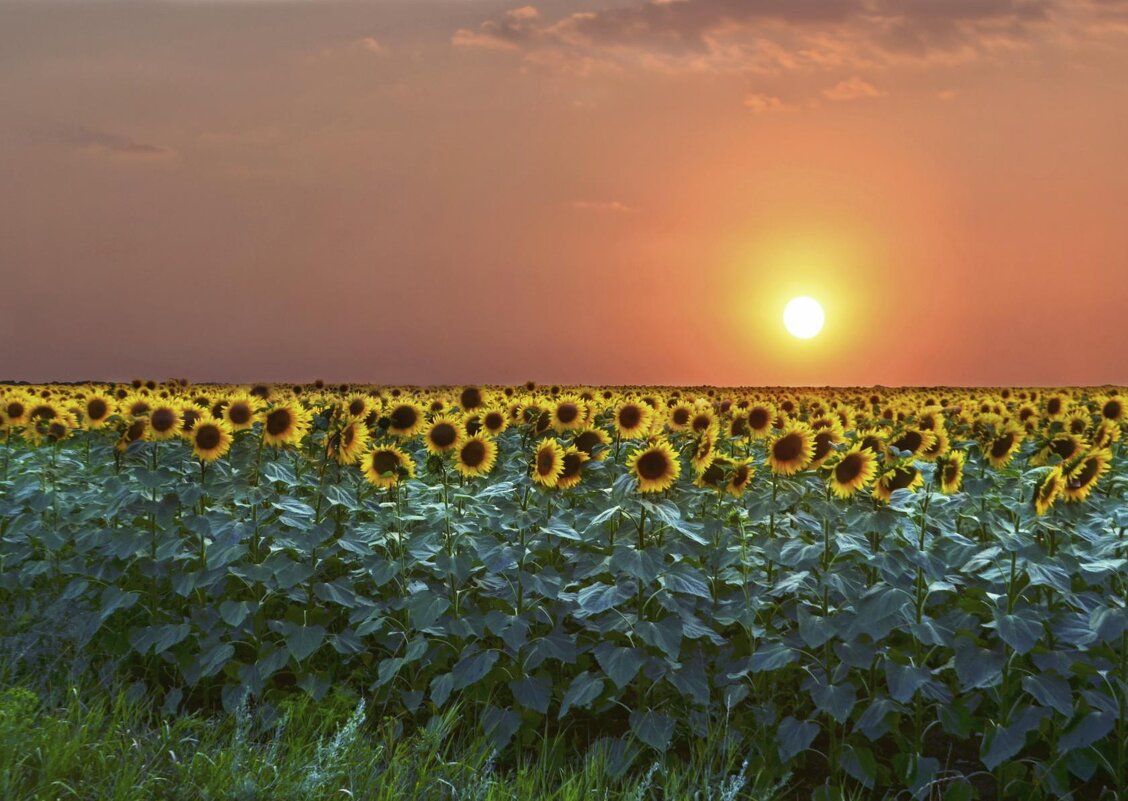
0,680,789,801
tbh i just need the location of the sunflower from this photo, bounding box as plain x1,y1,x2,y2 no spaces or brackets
30,413,71,445
727,459,755,497
455,435,498,478
531,438,566,488
826,445,878,499
362,445,415,488
385,402,425,438
873,464,923,503
1062,448,1112,503
694,458,729,491
1,393,30,429
767,423,815,476
1092,420,1121,450
808,424,844,470
613,400,653,440
179,407,205,434
887,428,935,461
689,406,718,437
726,412,749,439
690,431,717,474
459,386,487,412
343,393,374,420
191,419,233,462
82,393,116,429
551,396,587,433
327,418,370,465
628,439,681,493
556,446,589,490
667,403,694,432
122,394,153,419
480,408,509,437
147,403,183,441
223,394,260,432
424,416,464,455
937,450,966,495
984,425,1024,469
1032,465,1065,515
745,404,775,439
1030,434,1085,467
116,418,148,452
261,403,310,447
572,427,611,461
1099,395,1125,425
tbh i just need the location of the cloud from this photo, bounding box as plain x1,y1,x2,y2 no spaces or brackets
49,125,176,160
743,92,799,113
452,0,1083,75
570,199,638,213
821,75,886,101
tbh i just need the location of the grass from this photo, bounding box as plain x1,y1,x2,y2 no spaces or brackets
0,601,786,801
0,681,791,801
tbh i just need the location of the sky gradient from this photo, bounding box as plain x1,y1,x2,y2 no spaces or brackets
2,0,1127,386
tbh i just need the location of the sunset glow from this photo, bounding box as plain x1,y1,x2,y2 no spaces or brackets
1,0,1127,385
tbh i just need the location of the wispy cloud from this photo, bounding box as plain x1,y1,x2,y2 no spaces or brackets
451,0,1110,76
743,93,800,113
821,75,886,101
48,125,176,160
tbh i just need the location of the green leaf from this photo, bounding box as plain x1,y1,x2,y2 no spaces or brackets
747,643,797,673
196,642,235,679
809,680,857,724
99,586,139,621
510,675,551,714
129,623,191,655
276,622,326,662
981,706,1047,769
1058,711,1116,752
219,600,255,628
636,616,682,660
575,582,630,615
994,608,1043,655
594,644,646,689
629,709,675,752
777,716,819,762
559,672,604,719
451,650,498,691
1021,673,1073,718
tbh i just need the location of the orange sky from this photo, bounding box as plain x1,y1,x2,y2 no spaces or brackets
2,0,1127,386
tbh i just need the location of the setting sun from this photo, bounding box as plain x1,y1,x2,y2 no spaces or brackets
783,296,824,339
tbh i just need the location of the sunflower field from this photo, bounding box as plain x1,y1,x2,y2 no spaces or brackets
2,381,1127,799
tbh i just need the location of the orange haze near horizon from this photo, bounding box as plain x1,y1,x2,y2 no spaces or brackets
2,0,1127,386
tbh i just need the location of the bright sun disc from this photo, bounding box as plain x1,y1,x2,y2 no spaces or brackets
783,296,824,339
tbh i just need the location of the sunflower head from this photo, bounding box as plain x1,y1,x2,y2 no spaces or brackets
262,403,311,448
327,417,370,465
386,402,425,437
768,423,815,476
826,444,878,499
873,463,923,503
192,419,233,462
424,416,464,455
556,446,589,490
83,394,116,429
455,435,498,478
531,438,566,488
1062,448,1112,503
628,439,681,493
937,450,967,495
1032,465,1065,515
572,427,610,461
614,400,653,440
363,445,415,489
